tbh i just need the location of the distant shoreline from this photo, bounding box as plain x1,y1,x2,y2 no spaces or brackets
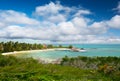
2,48,71,55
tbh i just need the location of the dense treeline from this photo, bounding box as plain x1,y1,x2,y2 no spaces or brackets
0,41,69,53
0,54,114,81
61,56,120,80
0,41,44,53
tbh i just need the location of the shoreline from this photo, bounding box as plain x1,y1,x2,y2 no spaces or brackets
2,48,71,55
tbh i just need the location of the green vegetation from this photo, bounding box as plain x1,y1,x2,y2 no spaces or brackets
61,56,120,81
0,41,44,53
68,45,73,49
0,54,117,81
0,41,68,53
47,44,53,48
58,45,62,48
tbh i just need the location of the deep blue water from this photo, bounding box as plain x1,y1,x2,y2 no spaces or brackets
16,44,120,60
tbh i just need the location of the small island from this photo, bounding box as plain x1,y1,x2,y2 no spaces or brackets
71,47,86,52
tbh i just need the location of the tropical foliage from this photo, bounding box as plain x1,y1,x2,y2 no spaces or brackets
0,41,44,53
0,54,117,81
0,41,69,53
61,56,120,81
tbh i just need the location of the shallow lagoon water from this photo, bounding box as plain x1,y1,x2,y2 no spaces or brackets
16,44,120,60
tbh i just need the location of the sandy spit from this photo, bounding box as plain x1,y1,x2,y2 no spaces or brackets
2,48,70,55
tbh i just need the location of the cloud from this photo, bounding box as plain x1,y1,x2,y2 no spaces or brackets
0,31,7,37
113,1,120,13
90,21,107,34
72,17,88,28
47,14,66,23
34,2,71,23
106,15,120,29
0,22,5,28
58,22,79,35
74,10,91,17
34,2,91,23
0,2,120,43
35,2,71,16
0,10,40,26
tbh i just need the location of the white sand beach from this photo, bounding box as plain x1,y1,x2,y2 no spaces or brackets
2,48,70,56
2,48,70,64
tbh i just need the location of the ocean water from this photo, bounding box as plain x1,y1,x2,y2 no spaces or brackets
16,44,120,60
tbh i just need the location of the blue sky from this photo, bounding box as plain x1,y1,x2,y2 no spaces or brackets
0,0,120,43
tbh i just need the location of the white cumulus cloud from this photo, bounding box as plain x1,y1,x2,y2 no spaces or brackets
0,2,120,43
106,15,120,29
0,10,40,26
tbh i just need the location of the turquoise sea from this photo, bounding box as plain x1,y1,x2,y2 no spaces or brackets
16,44,120,60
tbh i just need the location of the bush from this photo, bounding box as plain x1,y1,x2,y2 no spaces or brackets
68,45,73,49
